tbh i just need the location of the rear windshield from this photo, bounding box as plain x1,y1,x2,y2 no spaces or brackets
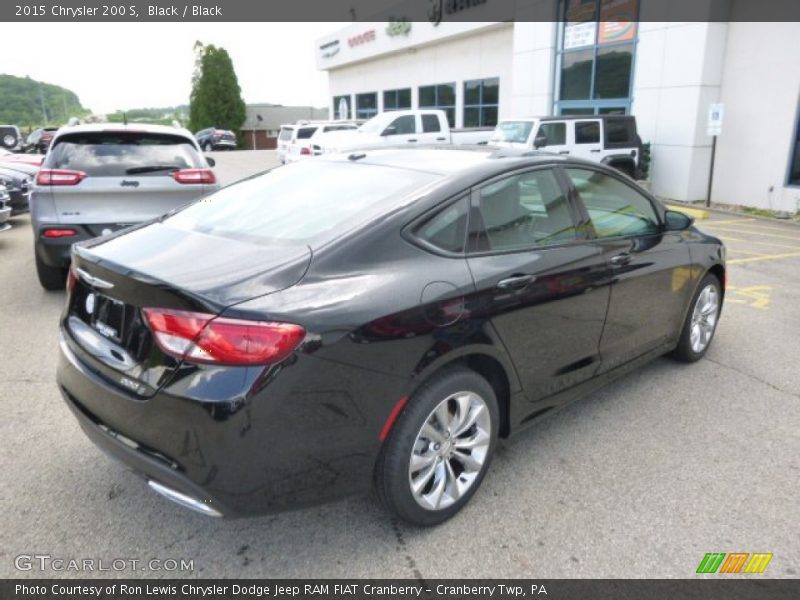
278,127,293,141
166,160,439,246
491,121,534,144
48,131,202,177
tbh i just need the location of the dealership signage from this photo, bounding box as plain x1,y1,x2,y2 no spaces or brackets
564,21,596,49
348,30,376,47
319,39,340,59
386,18,412,37
428,0,488,26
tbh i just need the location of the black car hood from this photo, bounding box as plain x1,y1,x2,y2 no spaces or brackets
77,221,311,308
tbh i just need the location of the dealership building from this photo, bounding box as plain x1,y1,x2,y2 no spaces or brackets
315,2,800,213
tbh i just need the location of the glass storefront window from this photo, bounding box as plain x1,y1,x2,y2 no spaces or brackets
463,78,500,128
356,93,378,119
333,95,351,120
789,106,800,186
383,88,411,111
595,44,634,99
419,83,456,127
557,0,639,115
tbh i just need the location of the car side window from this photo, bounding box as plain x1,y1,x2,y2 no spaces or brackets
566,168,660,238
421,114,441,133
472,169,577,252
413,196,469,254
575,121,600,144
537,122,566,145
385,115,416,135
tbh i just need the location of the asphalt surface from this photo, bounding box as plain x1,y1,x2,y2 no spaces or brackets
0,150,798,579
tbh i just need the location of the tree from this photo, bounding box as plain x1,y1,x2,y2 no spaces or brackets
188,42,246,134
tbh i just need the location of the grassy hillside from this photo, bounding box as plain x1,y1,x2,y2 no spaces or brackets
106,105,190,127
0,74,88,128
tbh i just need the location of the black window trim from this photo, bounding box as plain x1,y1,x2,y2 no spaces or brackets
560,163,665,241
465,164,587,257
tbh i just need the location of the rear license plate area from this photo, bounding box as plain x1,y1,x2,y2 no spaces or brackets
90,293,126,342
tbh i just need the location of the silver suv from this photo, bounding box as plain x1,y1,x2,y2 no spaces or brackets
31,124,219,290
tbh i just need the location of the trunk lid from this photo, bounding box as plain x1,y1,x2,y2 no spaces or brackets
65,222,311,397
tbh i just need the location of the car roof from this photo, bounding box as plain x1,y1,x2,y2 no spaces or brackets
317,146,583,177
53,123,196,140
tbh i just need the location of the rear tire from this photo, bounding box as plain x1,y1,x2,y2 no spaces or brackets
375,367,498,526
35,252,67,291
203,142,212,152
670,273,721,362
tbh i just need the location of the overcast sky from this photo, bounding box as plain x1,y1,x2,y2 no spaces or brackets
1,23,338,113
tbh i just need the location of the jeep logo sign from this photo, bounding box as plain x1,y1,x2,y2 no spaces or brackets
348,30,376,47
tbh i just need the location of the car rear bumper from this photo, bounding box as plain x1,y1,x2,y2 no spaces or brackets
0,205,10,224
212,141,237,150
34,224,94,267
56,328,402,517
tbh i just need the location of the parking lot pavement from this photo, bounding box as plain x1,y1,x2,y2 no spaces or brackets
0,164,798,579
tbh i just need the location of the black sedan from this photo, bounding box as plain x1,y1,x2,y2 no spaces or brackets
56,148,725,526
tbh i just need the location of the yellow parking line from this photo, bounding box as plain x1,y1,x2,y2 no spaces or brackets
723,248,772,256
704,220,799,234
704,218,756,225
716,235,800,251
667,205,709,220
702,225,800,242
727,251,800,265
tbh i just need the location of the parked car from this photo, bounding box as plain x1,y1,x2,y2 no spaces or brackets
0,125,22,153
315,110,493,155
276,122,332,164
0,184,11,232
24,127,60,154
489,115,644,179
0,167,33,215
56,147,725,525
31,123,219,290
194,128,237,152
0,152,45,168
285,122,359,163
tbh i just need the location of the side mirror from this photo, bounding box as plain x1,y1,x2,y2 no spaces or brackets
205,156,216,167
533,135,548,149
664,209,694,231
381,126,397,137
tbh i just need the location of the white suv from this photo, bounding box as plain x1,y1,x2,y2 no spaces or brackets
278,122,358,164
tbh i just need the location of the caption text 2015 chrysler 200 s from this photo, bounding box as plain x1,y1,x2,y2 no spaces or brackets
56,147,725,526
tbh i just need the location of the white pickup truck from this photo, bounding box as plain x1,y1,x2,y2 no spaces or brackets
313,109,493,155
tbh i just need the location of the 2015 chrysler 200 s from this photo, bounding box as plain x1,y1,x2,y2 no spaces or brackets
57,148,725,526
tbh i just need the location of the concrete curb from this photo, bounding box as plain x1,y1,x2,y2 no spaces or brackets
666,204,710,220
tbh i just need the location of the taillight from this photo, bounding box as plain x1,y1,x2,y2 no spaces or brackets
42,228,77,238
300,147,311,155
171,169,216,185
36,169,87,186
142,308,305,366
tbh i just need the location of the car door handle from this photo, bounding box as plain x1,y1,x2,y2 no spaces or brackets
497,274,536,289
407,139,417,143
590,149,601,153
436,137,447,141
559,150,570,155
610,253,631,266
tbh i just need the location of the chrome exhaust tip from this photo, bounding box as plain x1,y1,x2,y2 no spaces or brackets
147,480,223,517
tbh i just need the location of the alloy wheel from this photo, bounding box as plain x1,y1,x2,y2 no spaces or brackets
690,283,720,353
408,391,491,511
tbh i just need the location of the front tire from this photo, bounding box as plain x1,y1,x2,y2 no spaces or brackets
375,367,498,526
35,252,67,291
203,142,212,152
670,273,721,362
